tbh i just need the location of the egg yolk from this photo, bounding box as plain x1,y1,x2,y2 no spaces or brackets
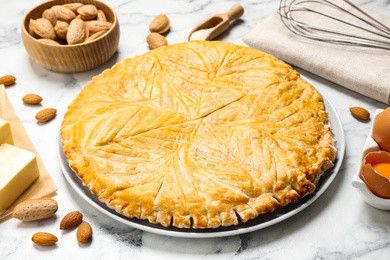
373,163,390,181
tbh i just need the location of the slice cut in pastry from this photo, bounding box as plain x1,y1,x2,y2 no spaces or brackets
61,41,337,229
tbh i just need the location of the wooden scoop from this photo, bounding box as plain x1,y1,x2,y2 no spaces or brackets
188,3,244,41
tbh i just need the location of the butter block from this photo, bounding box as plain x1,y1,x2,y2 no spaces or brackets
0,118,13,145
0,144,40,213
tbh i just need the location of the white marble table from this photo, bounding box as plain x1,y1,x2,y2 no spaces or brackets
1,0,390,259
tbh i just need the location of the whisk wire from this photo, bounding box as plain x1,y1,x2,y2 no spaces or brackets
278,0,390,50
286,8,390,47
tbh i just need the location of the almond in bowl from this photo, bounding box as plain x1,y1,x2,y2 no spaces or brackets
21,0,120,73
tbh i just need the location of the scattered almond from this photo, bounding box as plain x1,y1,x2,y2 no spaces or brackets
350,107,370,120
146,32,168,49
60,210,83,230
149,14,170,34
0,75,16,86
13,198,58,221
77,221,93,243
77,4,98,21
22,93,43,105
35,108,57,123
32,232,58,246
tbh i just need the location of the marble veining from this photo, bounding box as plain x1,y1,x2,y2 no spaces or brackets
1,0,390,259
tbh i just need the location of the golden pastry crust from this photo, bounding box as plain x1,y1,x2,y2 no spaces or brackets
61,41,337,229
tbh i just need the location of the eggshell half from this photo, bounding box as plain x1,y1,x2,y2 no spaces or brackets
372,107,390,152
361,151,390,199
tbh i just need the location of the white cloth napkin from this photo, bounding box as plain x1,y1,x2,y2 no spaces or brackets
243,1,390,104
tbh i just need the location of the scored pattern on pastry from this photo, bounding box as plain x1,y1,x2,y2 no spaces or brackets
61,41,337,229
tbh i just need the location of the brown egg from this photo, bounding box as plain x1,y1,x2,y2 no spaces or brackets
372,107,390,152
360,151,390,199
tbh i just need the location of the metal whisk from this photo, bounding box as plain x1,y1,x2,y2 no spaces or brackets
278,0,390,50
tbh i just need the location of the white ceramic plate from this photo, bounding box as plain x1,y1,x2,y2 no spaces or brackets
351,109,390,210
57,86,345,238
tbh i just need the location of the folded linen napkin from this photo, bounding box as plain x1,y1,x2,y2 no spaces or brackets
243,0,390,104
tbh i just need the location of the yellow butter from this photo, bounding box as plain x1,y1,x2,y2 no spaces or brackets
0,144,40,213
0,118,13,145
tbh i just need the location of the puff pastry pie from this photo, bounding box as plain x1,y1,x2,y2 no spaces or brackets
61,41,337,229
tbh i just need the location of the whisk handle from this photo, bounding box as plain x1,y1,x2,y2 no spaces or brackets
225,4,244,21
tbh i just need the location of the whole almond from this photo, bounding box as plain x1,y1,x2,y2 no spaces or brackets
67,19,88,44
35,108,57,123
28,19,39,38
30,18,56,40
85,30,107,42
96,9,107,22
77,221,93,243
13,198,58,221
62,3,84,12
85,20,112,34
54,6,76,22
146,33,168,49
54,20,69,39
22,94,43,105
350,107,370,120
50,5,61,12
149,14,170,34
32,232,58,246
42,8,57,26
77,4,98,21
38,38,61,45
0,75,16,86
60,210,83,230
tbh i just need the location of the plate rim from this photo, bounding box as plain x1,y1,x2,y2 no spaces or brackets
56,80,345,238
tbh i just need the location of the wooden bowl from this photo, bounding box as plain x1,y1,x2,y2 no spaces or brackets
21,0,120,73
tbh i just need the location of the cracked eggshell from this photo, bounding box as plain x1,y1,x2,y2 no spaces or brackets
360,151,390,199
